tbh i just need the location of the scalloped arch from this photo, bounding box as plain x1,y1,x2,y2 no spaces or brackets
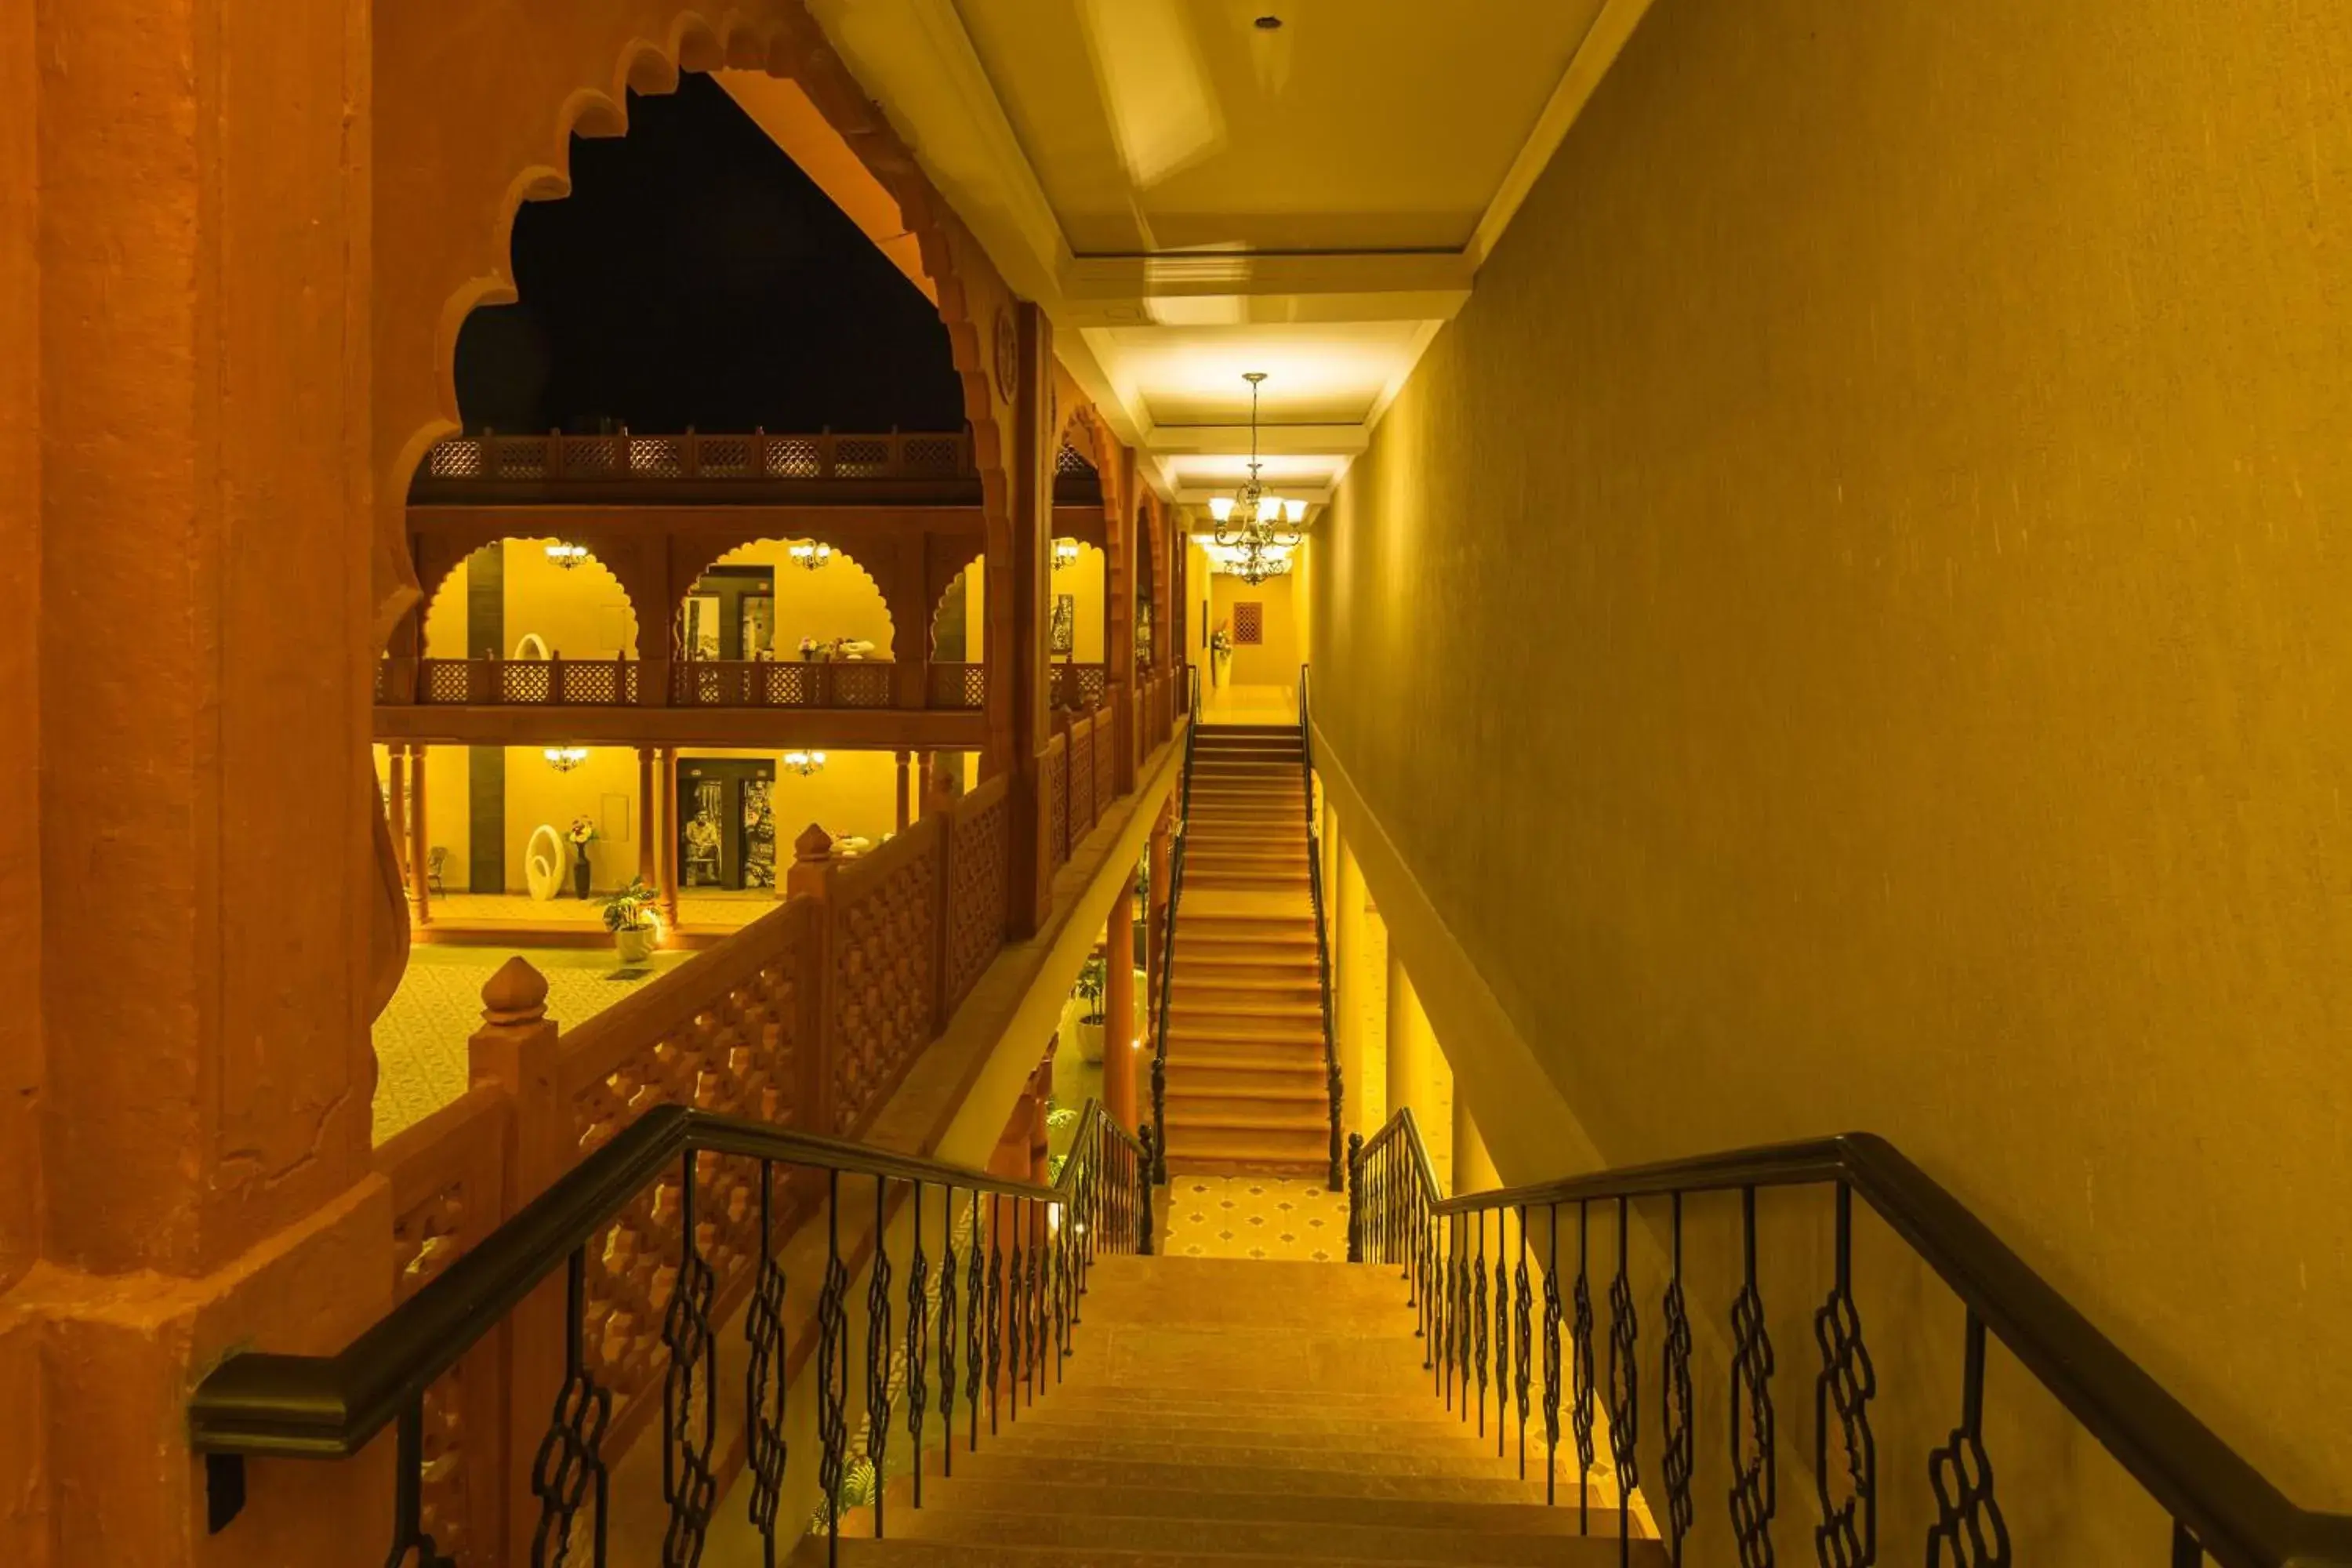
928,550,984,659
682,537,897,658
377,5,1014,653
417,537,642,658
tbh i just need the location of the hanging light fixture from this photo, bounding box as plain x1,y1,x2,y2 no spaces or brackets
1210,373,1307,550
543,746,590,772
789,540,833,572
546,542,590,570
782,750,827,776
1053,538,1081,570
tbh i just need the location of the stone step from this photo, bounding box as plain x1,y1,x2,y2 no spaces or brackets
913,1476,1624,1535
1170,1022,1327,1050
895,1449,1568,1506
840,1505,1637,1566
1165,1040,1330,1073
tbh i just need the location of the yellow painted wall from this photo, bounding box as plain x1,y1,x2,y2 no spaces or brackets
422,540,637,659
503,745,640,895
374,742,474,892
1308,0,2352,1544
702,539,896,657
1209,570,1300,688
1049,539,1105,663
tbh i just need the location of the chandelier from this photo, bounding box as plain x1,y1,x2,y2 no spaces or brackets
789,540,832,572
1052,538,1081,570
1209,372,1306,550
546,542,590,570
543,746,590,772
782,749,827,776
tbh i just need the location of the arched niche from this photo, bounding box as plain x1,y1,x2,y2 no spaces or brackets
1049,540,1107,663
677,539,895,661
930,554,983,662
420,538,640,660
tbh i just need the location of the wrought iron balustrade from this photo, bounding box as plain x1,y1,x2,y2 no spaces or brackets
1147,666,1203,1183
192,1101,1151,1566
1300,663,1344,1190
1345,1111,2352,1568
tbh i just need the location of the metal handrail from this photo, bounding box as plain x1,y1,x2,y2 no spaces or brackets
1300,664,1344,1189
191,1105,1073,1460
1147,666,1202,1183
1346,1110,2352,1568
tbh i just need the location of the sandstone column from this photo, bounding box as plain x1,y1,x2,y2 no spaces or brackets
636,746,658,886
407,742,432,926
993,303,1056,934
25,0,392,1555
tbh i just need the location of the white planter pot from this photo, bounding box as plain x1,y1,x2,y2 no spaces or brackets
1076,1015,1107,1065
615,926,659,966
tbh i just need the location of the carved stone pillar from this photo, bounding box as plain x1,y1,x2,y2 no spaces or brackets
407,742,432,927
895,750,912,833
658,746,682,929
637,746,658,887
18,0,392,1554
996,303,1056,935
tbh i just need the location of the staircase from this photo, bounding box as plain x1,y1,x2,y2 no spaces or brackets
1163,723,1333,1175
822,1256,1656,1566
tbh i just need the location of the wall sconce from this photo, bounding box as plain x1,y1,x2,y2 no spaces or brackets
1053,538,1081,570
546,542,590,569
543,746,590,772
789,541,832,572
782,750,827,776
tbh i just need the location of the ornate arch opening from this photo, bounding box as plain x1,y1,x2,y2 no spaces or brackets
678,539,895,662
418,537,641,661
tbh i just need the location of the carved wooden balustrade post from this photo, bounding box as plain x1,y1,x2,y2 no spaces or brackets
466,957,568,1566
788,824,840,1139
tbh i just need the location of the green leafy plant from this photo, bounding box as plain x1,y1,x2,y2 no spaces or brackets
601,877,659,933
1073,954,1108,1022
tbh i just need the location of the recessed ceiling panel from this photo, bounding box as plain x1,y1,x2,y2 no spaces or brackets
1102,321,1428,426
952,0,1606,255
1168,452,1351,490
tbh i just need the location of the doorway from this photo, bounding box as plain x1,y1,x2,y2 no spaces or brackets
675,756,779,891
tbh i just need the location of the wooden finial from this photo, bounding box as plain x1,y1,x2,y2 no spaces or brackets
793,823,835,862
481,956,550,1025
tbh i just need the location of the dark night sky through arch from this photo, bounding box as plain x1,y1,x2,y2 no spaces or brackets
455,73,965,435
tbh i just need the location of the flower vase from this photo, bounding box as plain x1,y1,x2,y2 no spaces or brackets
572,848,592,898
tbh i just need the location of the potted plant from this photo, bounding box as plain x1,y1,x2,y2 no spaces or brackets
1072,953,1109,1064
602,877,662,965
567,815,599,898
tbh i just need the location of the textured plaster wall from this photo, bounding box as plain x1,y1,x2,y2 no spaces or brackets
503,746,642,894
1049,540,1106,662
1209,572,1300,689
422,543,637,659
701,539,897,655
1310,0,2352,1549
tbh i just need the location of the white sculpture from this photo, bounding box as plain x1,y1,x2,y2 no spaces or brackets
525,823,566,901
513,633,550,661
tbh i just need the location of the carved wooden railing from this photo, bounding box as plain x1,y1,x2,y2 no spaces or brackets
670,658,897,710
1051,662,1108,713
334,712,1178,1558
416,428,976,491
927,661,987,710
411,655,641,706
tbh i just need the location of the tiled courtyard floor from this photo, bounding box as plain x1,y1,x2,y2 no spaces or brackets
426,890,770,929
372,943,693,1142
1156,1173,1351,1261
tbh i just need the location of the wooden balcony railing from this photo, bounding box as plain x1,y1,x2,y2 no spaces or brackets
413,655,641,706
412,428,978,500
1053,662,1108,713
670,659,896,710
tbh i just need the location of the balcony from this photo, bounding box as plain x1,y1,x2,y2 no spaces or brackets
408,428,984,506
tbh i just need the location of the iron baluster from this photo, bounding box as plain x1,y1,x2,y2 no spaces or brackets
1926,1310,2012,1566
1607,1196,1640,1566
865,1179,893,1537
659,1152,718,1568
817,1171,851,1563
967,1196,986,1450
906,1179,930,1510
986,1196,1004,1435
1814,1181,1877,1567
385,1396,456,1568
1542,1200,1564,1508
1730,1186,1777,1568
1473,1210,1490,1436
1007,1198,1025,1414
938,1187,958,1480
1355,1133,1374,1260
1138,1127,1157,1255
1515,1204,1533,1477
745,1163,789,1564
530,1246,610,1568
1030,1200,1047,1398
1573,1200,1597,1534
1494,1211,1512,1457
1661,1193,1696,1563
